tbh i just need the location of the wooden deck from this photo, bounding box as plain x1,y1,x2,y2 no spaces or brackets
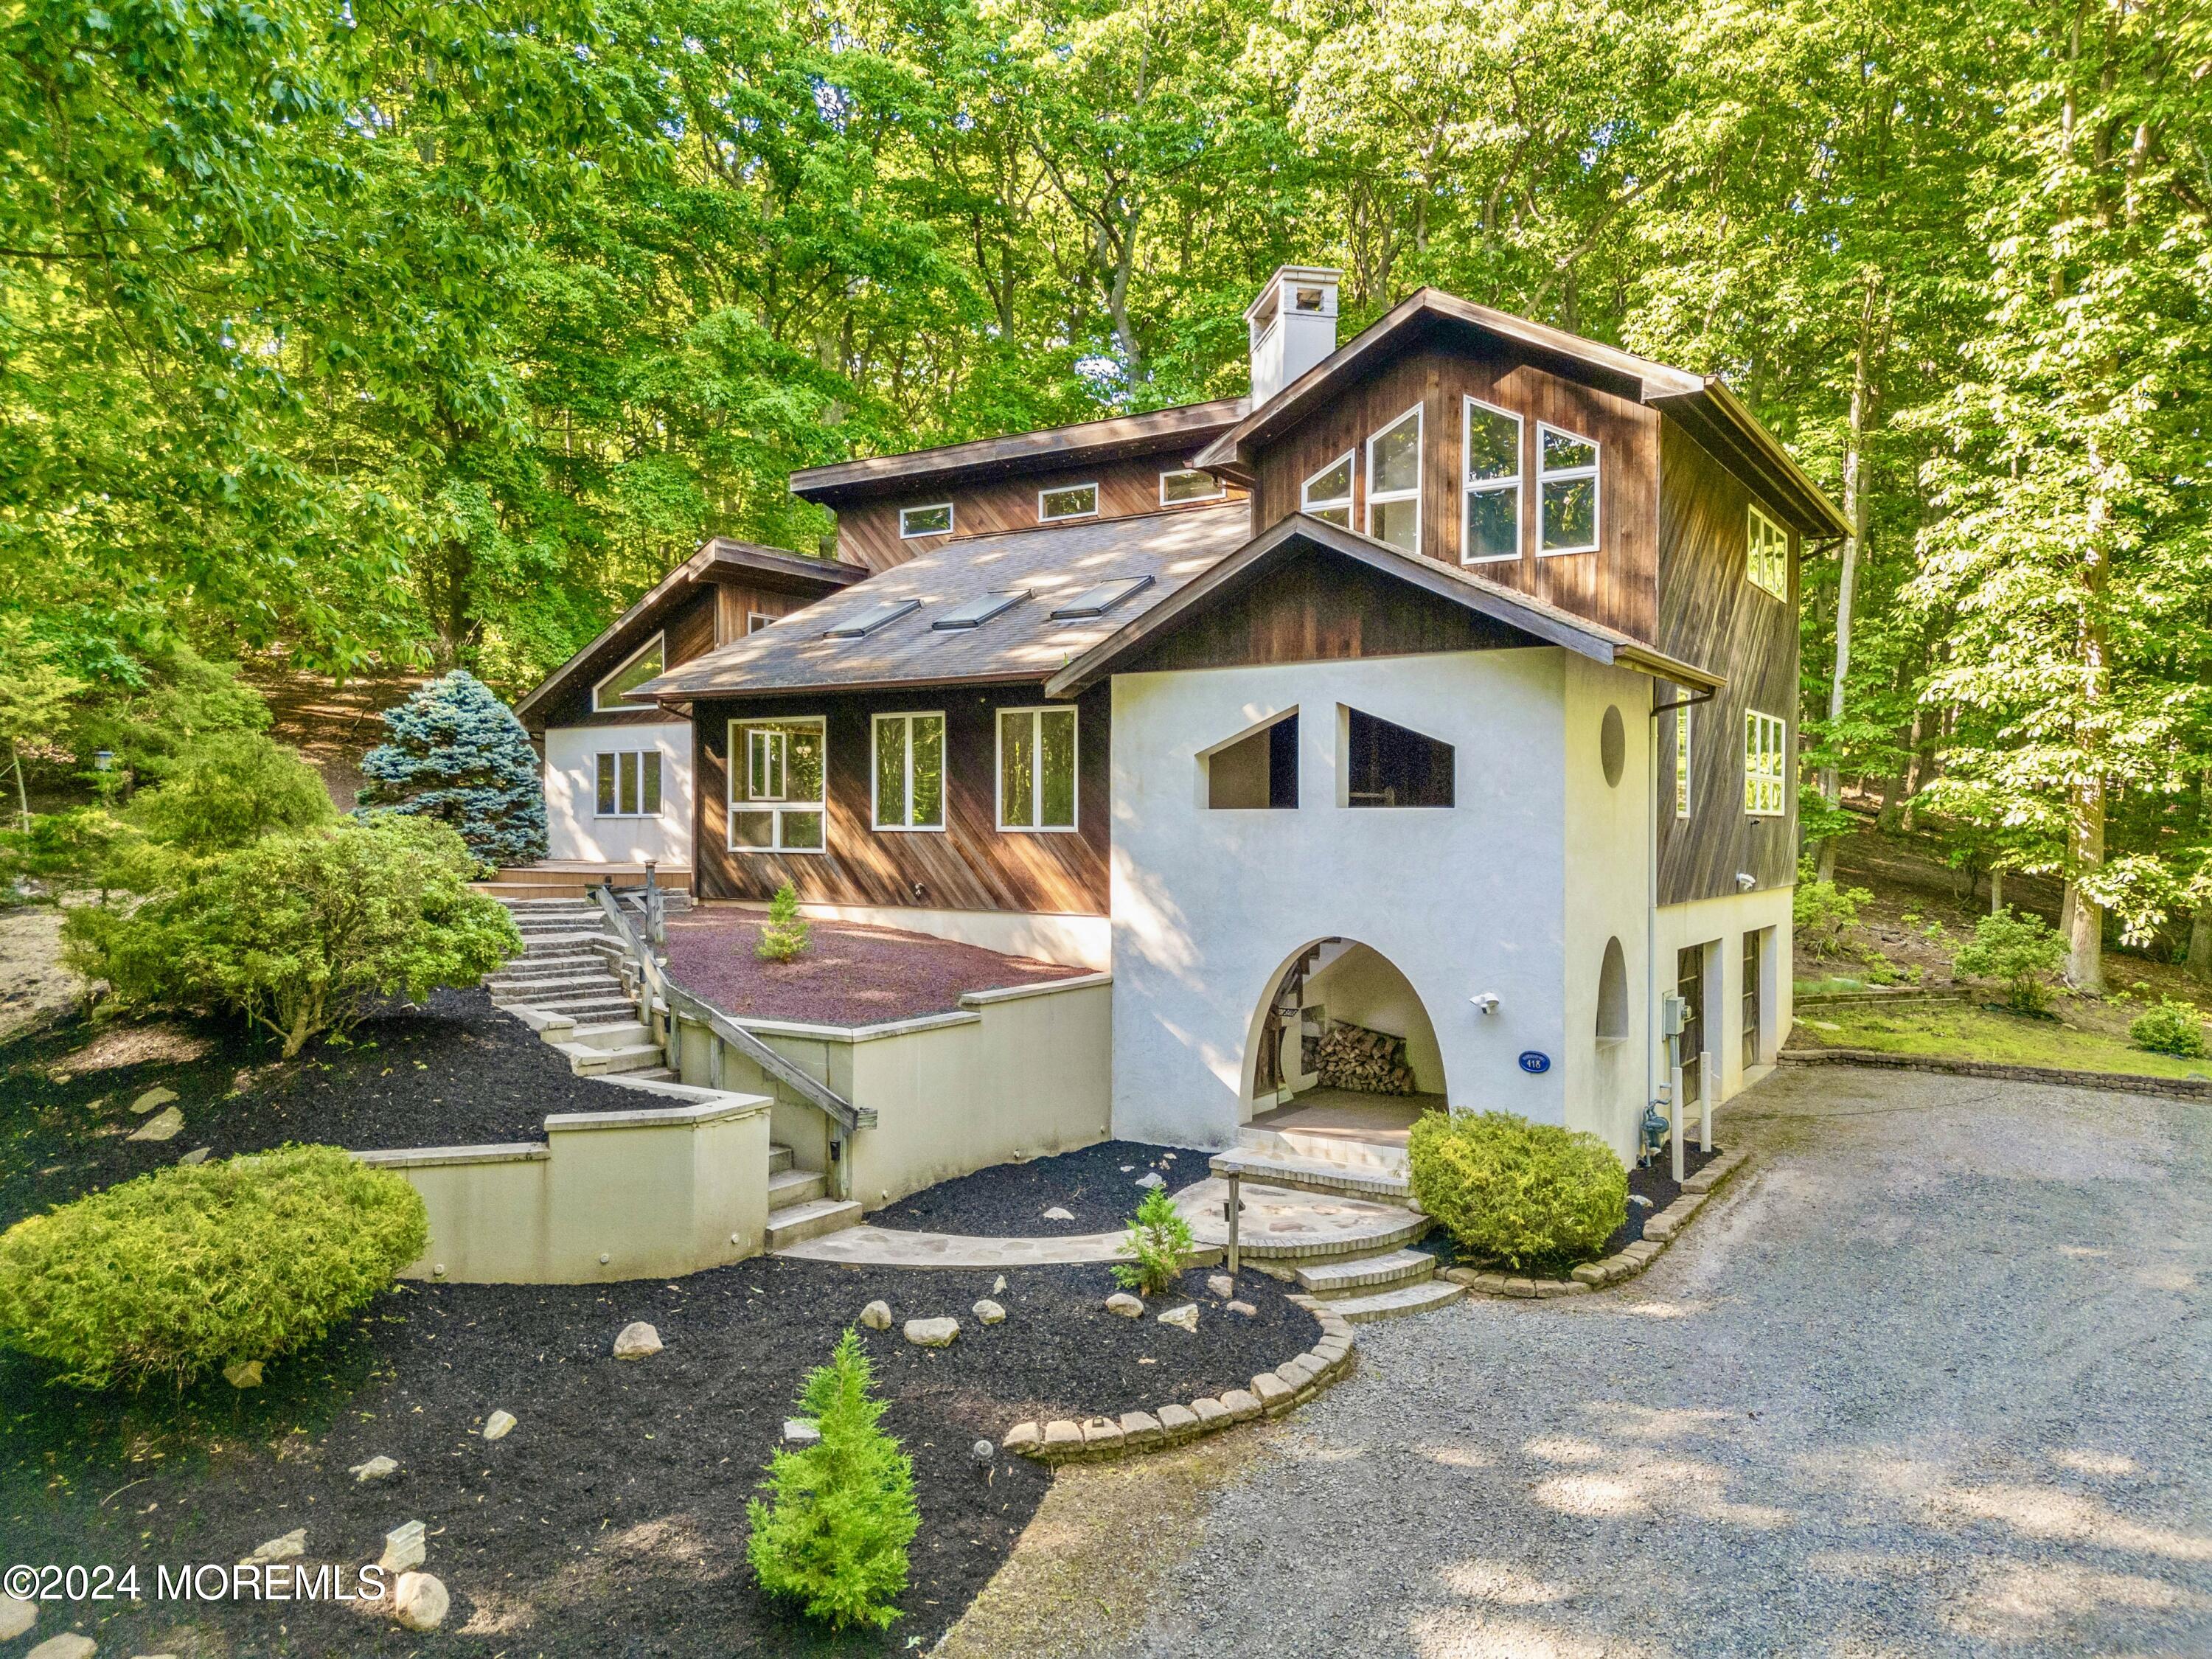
474,861,693,901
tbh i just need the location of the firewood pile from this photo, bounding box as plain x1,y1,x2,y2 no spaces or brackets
1315,1020,1417,1095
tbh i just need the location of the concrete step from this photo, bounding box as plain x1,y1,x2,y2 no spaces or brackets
1211,1148,1413,1203
527,995,637,1023
1294,1247,1437,1298
1327,1279,1467,1324
768,1166,827,1208
1236,1123,1411,1178
566,1042,667,1077
515,942,605,961
766,1198,863,1250
769,1142,794,1175
625,1066,678,1082
487,972,621,997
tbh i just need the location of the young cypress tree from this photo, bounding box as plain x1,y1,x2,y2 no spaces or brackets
754,879,812,961
358,672,547,868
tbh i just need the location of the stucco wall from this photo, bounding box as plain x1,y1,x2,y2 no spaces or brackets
543,720,695,866
1655,883,1795,1120
1108,649,1582,1149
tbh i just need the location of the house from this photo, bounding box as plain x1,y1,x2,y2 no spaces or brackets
526,265,1843,1174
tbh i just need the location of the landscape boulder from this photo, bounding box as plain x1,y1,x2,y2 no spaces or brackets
482,1410,517,1441
1105,1293,1144,1318
0,1597,32,1641
972,1299,1006,1325
128,1106,184,1142
1158,1304,1199,1332
904,1317,960,1348
1040,1206,1076,1222
389,1571,449,1632
130,1086,178,1115
612,1321,662,1360
1207,1273,1235,1298
379,1520,426,1573
245,1527,305,1565
1135,1171,1166,1189
349,1455,399,1484
858,1300,892,1331
26,1635,95,1659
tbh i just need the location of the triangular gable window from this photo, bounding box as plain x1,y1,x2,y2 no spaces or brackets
1342,707,1454,807
593,633,667,712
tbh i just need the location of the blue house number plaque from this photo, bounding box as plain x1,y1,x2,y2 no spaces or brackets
1517,1051,1551,1075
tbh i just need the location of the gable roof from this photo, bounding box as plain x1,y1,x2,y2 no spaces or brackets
1043,513,1726,699
639,503,1253,702
1191,288,1851,541
787,398,1249,508
515,538,865,722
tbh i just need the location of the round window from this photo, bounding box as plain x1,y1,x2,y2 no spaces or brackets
1600,705,1625,787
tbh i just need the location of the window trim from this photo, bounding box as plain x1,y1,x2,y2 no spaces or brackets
995,704,1080,834
1365,404,1424,552
1301,448,1355,527
746,611,773,635
591,631,668,713
593,748,664,819
870,711,947,833
1159,467,1225,507
1461,395,1524,565
727,715,829,855
1536,421,1601,556
1744,709,1787,817
1674,703,1693,819
1037,481,1100,523
900,501,955,539
1747,503,1790,599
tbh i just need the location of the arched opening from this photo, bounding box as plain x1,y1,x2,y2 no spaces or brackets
1596,936,1628,1041
1240,939,1448,1138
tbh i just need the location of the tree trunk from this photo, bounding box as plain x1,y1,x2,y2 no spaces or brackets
2189,906,2211,982
1818,275,1881,886
1990,866,2003,915
10,740,27,833
2067,780,2104,994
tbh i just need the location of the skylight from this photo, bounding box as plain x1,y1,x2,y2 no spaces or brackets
932,589,1031,630
821,597,922,639
1051,575,1155,620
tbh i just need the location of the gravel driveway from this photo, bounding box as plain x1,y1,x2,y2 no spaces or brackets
1097,1065,2212,1658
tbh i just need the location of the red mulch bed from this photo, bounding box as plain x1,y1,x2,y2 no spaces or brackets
661,911,1090,1026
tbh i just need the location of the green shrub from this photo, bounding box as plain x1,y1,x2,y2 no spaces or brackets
1953,907,2067,1014
748,1329,918,1630
1794,874,1872,959
1111,1185,1194,1295
2129,998,2209,1059
754,880,812,963
128,731,333,856
1407,1110,1627,1271
63,815,521,1056
0,1144,427,1390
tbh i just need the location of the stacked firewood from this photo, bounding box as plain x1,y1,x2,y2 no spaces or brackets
1315,1020,1417,1095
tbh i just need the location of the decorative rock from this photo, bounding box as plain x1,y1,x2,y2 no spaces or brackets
1105,1292,1143,1318
349,1455,399,1484
246,1527,305,1565
223,1359,263,1389
903,1316,960,1347
613,1321,663,1360
483,1409,517,1441
1135,1171,1166,1189
1117,1411,1164,1449
1157,1303,1198,1332
858,1299,892,1331
992,1274,1007,1295
128,1106,183,1143
378,1520,426,1573
1226,1300,1258,1317
27,1636,95,1659
389,1571,449,1632
1156,1402,1200,1443
1001,1422,1043,1453
1220,1387,1262,1422
130,1086,178,1115
177,1147,211,1166
0,1597,32,1641
972,1298,1006,1325
1206,1273,1234,1298
782,1419,820,1446
1040,1206,1076,1222
1190,1397,1231,1430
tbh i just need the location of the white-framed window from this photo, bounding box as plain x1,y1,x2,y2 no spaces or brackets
1674,704,1692,818
730,717,827,852
1039,482,1099,522
747,611,774,634
1160,468,1224,506
997,706,1078,832
1537,423,1600,554
592,633,666,712
595,750,663,818
1744,710,1787,816
1747,504,1790,598
1301,451,1354,529
872,712,945,831
1462,397,1522,563
1365,405,1422,553
900,502,953,538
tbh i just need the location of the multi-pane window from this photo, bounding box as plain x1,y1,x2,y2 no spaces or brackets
1744,710,1787,816
998,706,1077,832
1365,406,1422,552
595,751,662,818
900,502,953,538
1747,504,1790,597
1301,452,1354,528
1537,424,1600,554
1674,704,1692,818
872,713,945,831
731,717,827,852
1160,468,1224,505
593,634,666,712
1039,482,1099,522
1462,397,1522,563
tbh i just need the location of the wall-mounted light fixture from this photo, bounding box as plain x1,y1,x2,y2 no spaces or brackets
1736,872,1757,891
1470,992,1500,1015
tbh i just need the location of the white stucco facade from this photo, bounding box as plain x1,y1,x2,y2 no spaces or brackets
542,721,695,867
1653,884,1795,1125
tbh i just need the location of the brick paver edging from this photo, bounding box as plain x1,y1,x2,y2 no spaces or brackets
999,1304,1357,1464
1780,1046,2212,1102
1441,1146,1753,1300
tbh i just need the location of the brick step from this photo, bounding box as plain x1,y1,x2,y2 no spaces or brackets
1294,1247,1436,1298
1326,1279,1467,1323
769,1142,794,1175
766,1198,863,1250
768,1166,827,1208
1209,1148,1413,1203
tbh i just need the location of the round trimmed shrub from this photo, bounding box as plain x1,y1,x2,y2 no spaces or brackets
1407,1110,1627,1270
2129,998,2208,1059
0,1144,428,1390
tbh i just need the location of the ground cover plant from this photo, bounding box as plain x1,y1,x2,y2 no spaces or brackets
1408,1110,1627,1272
1789,1003,2212,1081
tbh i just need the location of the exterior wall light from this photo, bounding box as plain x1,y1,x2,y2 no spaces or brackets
1470,992,1500,1015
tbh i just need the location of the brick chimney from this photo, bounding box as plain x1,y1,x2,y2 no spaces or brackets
1246,266,1341,406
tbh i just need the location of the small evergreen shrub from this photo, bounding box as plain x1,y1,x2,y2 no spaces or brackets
1407,1110,1627,1271
1794,874,1871,959
755,880,812,962
2129,998,2208,1059
128,731,334,856
358,671,547,867
1111,1185,1194,1295
748,1329,918,1630
1953,907,2067,1014
0,1144,427,1390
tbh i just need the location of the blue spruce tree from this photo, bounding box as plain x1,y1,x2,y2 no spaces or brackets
358,671,548,867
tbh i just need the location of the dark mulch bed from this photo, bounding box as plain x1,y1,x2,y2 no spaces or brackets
0,989,627,1228
662,911,1090,1026
1,1258,1314,1657
869,1139,1210,1235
